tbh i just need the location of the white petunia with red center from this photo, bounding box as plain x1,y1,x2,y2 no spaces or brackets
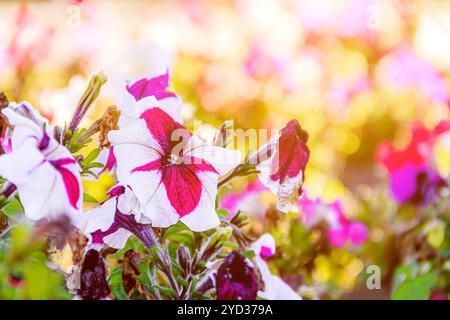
0,103,82,220
108,107,241,232
251,233,302,300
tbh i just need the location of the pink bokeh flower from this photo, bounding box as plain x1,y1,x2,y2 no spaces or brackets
219,181,269,219
377,121,450,205
379,46,449,105
298,196,368,247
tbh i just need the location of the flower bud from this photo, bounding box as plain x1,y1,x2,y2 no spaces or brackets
177,246,190,274
79,249,110,300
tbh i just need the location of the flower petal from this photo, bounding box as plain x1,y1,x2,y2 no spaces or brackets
139,107,188,153
0,142,43,185
180,171,220,232
258,275,301,300
126,71,177,101
185,135,242,175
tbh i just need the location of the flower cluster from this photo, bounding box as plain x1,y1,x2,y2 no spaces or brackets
0,68,310,300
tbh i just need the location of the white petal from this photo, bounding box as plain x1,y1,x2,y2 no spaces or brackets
109,122,161,183
180,171,220,232
132,96,159,118
158,97,183,123
16,161,79,220
117,187,140,215
0,143,43,185
251,233,276,256
137,171,180,228
186,135,242,175
108,119,160,150
75,197,117,234
2,107,44,139
103,228,134,249
258,275,301,300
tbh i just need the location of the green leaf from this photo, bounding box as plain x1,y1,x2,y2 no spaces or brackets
392,269,437,300
83,148,100,164
216,209,229,219
392,282,429,300
1,196,23,218
108,266,129,300
243,250,255,259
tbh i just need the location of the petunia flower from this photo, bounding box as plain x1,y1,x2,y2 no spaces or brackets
0,102,82,221
216,251,259,300
108,107,241,232
298,196,368,247
74,185,149,250
253,119,310,213
377,121,450,205
251,234,302,300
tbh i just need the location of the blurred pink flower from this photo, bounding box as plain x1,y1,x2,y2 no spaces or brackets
219,181,268,219
7,3,53,72
298,196,368,247
377,121,450,205
380,46,449,105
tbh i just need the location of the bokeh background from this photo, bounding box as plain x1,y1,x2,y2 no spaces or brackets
0,0,449,299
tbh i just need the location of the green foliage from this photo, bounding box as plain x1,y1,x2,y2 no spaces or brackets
0,224,71,299
108,265,129,300
65,128,91,154
392,262,437,300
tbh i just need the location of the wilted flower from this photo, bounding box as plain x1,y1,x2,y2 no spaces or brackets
251,234,301,300
377,121,450,205
253,119,310,213
298,196,368,247
0,102,82,220
79,249,110,300
109,106,241,232
216,251,259,300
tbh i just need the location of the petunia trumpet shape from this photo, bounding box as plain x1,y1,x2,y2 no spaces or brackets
75,185,149,250
251,234,302,300
109,107,241,232
0,102,82,220
254,120,310,213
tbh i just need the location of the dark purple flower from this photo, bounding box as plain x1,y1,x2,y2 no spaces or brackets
79,249,110,300
216,251,258,300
